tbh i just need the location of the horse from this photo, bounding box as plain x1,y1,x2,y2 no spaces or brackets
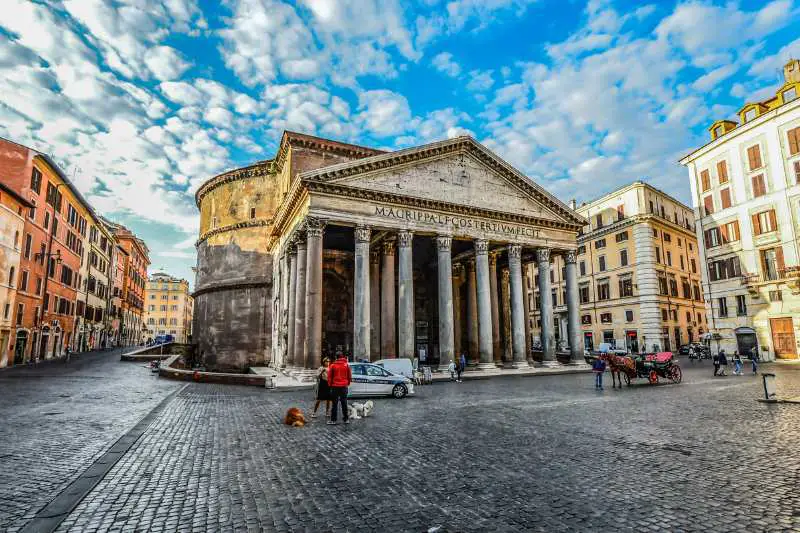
598,353,629,388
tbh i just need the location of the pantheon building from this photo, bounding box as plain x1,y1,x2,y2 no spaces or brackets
193,132,586,373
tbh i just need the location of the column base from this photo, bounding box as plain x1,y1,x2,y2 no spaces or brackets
540,360,563,368
511,360,530,369
477,362,498,371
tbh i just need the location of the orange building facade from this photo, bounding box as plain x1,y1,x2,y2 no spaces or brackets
104,220,150,346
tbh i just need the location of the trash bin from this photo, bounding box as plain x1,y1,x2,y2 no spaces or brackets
762,373,777,402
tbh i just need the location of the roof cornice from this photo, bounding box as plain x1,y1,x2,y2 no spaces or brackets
195,161,272,207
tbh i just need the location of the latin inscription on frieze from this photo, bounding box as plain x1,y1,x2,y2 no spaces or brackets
374,206,540,238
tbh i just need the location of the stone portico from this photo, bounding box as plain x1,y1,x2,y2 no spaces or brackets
268,136,586,373
193,132,585,372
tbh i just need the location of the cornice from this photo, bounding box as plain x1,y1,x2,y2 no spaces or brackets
577,213,697,243
297,136,586,227
273,131,384,174
195,161,273,207
270,177,308,237
192,279,269,298
196,218,272,246
304,180,583,232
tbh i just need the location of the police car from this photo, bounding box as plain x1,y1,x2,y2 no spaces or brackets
349,362,415,398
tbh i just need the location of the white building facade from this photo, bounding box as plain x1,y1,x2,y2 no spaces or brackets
681,60,800,361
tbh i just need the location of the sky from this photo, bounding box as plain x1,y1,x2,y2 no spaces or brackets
1,0,799,288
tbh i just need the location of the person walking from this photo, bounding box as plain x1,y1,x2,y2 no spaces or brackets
592,356,606,390
751,346,759,375
713,352,720,376
447,359,456,381
311,357,332,419
733,352,743,376
457,352,467,383
327,353,352,425
718,349,728,376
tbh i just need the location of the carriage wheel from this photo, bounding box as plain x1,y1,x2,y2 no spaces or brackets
648,370,658,385
669,365,682,384
623,373,631,386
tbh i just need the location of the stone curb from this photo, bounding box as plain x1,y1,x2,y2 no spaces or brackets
19,383,189,533
158,354,267,386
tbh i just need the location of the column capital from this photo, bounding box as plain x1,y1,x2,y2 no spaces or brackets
436,234,452,252
397,230,413,248
305,217,327,238
294,238,307,251
452,262,464,276
563,250,577,264
287,242,297,255
370,249,381,265
507,244,522,260
536,247,551,264
382,238,396,256
474,239,489,256
488,250,501,265
354,224,371,243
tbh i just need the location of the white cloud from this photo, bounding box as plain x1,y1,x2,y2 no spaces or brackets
356,90,412,137
144,46,192,80
432,52,461,77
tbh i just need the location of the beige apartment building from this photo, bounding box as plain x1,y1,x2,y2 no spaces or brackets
528,182,705,353
144,272,193,343
681,59,800,361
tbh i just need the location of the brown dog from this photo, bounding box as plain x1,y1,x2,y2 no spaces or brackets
284,407,306,427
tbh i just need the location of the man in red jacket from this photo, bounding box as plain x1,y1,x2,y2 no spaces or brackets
327,353,352,425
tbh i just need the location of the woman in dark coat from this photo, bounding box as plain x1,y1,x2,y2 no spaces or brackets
311,357,332,418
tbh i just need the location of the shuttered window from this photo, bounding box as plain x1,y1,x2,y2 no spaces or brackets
788,127,800,156
747,145,763,170
720,188,732,209
752,209,777,235
700,170,711,191
751,174,766,197
716,161,728,183
794,161,800,184
703,195,714,215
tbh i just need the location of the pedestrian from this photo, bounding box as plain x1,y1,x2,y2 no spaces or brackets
458,352,467,383
718,349,728,376
751,346,759,375
733,352,743,376
592,356,606,390
311,357,332,419
327,352,352,425
713,352,720,376
447,359,456,381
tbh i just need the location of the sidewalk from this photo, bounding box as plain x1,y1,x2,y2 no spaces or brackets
250,362,592,391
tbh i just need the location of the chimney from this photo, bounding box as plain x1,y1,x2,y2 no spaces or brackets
569,198,577,210
785,59,800,84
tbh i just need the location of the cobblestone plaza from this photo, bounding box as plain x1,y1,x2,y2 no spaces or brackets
1,352,799,532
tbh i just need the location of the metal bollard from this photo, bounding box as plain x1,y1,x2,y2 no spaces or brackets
762,373,777,402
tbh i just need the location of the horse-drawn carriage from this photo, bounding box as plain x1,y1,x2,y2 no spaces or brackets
597,351,682,386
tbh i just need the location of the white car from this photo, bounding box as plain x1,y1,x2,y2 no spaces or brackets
348,362,415,398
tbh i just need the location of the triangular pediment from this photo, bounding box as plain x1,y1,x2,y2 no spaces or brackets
299,137,585,227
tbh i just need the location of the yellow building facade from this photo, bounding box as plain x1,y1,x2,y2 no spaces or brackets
144,272,193,343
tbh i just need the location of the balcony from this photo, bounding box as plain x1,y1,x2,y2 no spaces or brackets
741,268,800,295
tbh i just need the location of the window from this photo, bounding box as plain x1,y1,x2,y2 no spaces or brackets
760,246,785,281
29,199,36,219
744,108,757,122
615,231,628,243
579,261,586,276
35,276,41,295
60,265,73,286
666,251,672,266
713,125,723,138
616,205,624,221
45,183,62,211
625,310,633,322
595,238,606,249
670,309,677,321
736,295,747,316
597,281,610,301
705,227,721,248
691,258,697,274
149,305,155,311
618,277,633,297
669,278,678,297
655,247,661,264
16,303,23,326
751,174,766,197
595,214,603,229
703,195,714,215
720,188,732,209
600,313,612,323
693,284,701,301
681,278,690,299
8,267,15,288
20,270,28,291
23,234,32,259
788,126,800,156
577,245,586,255
700,169,711,192
717,161,728,183
663,232,671,243
652,228,658,238
708,256,742,281
747,145,762,170
680,255,685,270
250,207,256,219
784,87,798,104
598,256,606,272
171,305,178,311
581,314,592,325
3,303,8,319
620,249,628,267
579,284,590,304
658,276,668,295
30,168,43,194
212,216,218,229
795,161,800,184
752,209,777,235
718,297,728,318
661,308,668,321
160,305,167,311
769,290,783,302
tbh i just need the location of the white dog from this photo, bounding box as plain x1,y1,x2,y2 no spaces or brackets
348,400,374,420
